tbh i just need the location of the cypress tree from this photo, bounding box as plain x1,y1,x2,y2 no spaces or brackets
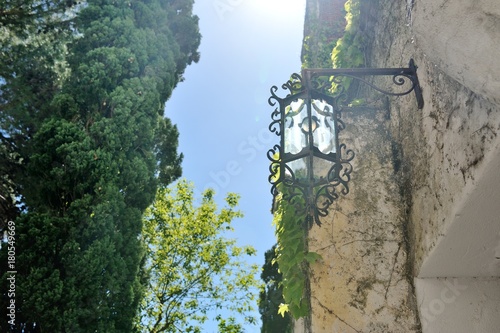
0,0,200,331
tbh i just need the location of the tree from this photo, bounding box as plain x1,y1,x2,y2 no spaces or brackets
0,0,77,39
137,180,261,333
259,245,293,333
0,5,74,230
0,0,201,331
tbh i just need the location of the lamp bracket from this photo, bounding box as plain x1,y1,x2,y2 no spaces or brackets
268,59,423,228
302,59,424,109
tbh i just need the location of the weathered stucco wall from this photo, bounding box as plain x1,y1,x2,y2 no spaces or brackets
299,0,500,331
415,277,500,331
368,0,500,331
412,0,500,107
367,0,500,277
305,107,421,333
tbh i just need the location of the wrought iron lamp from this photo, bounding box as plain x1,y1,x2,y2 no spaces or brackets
267,59,423,227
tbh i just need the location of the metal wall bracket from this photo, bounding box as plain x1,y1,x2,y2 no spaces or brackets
268,59,424,228
302,59,424,109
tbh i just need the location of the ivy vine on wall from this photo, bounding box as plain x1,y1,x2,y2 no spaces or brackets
272,192,321,319
272,0,367,321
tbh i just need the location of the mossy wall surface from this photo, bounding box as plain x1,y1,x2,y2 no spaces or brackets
306,108,421,333
297,0,500,331
367,0,500,275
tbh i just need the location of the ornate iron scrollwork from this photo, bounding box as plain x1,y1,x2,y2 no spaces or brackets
268,59,423,228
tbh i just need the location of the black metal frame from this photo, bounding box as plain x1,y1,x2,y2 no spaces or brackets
268,59,423,227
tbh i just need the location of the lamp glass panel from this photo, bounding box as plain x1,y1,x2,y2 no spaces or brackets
284,156,333,185
284,157,308,182
311,99,336,154
312,156,334,183
284,99,307,155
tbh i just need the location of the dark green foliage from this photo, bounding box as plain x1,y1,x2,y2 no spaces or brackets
330,0,366,101
302,24,343,69
0,0,77,38
0,134,20,230
301,0,346,69
0,0,201,332
0,0,77,226
331,0,365,69
259,245,293,333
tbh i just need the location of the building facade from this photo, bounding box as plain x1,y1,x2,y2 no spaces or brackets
297,0,500,332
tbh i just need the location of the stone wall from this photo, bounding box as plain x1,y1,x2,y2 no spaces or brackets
412,0,500,107
367,0,500,331
298,0,500,331
367,0,500,277
306,107,421,332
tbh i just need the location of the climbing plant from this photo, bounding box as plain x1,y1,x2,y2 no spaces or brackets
331,0,365,69
272,192,321,319
330,0,366,97
272,0,367,322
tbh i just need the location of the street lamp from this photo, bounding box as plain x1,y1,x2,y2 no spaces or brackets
268,59,423,227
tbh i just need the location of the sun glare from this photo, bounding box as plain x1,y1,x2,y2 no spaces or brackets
248,0,306,20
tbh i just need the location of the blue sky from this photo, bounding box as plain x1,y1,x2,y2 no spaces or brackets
165,0,306,330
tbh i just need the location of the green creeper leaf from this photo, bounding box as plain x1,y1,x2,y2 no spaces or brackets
304,251,322,264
